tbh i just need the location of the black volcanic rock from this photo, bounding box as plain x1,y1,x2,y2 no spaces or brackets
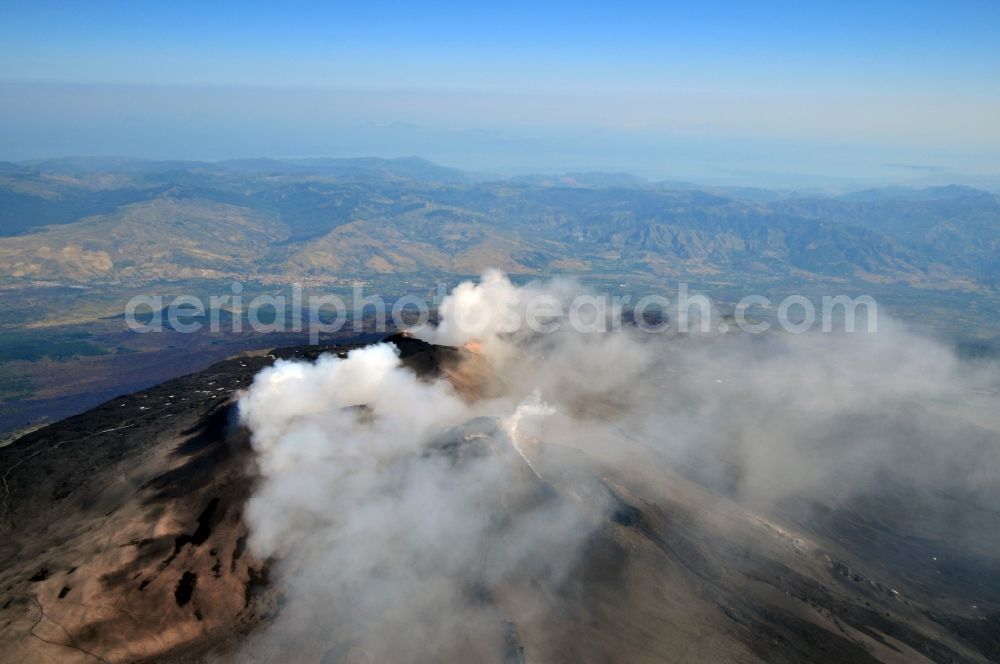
0,336,997,663
0,334,458,662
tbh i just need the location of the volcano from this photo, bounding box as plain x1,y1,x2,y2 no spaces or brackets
0,334,997,663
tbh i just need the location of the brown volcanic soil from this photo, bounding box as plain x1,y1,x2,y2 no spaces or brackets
0,335,997,663
0,350,271,662
0,336,444,662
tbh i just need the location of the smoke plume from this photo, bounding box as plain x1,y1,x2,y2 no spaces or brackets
236,271,1000,662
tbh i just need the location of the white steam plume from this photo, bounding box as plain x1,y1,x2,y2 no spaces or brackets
236,270,1000,662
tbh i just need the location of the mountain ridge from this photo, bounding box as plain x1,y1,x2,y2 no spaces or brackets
2,160,997,288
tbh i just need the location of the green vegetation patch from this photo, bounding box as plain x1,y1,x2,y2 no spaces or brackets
0,366,35,400
0,332,109,362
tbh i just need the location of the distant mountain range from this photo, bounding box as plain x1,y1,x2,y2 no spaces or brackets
1,157,998,288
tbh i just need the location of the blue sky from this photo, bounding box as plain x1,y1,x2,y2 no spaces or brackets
1,1,998,184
